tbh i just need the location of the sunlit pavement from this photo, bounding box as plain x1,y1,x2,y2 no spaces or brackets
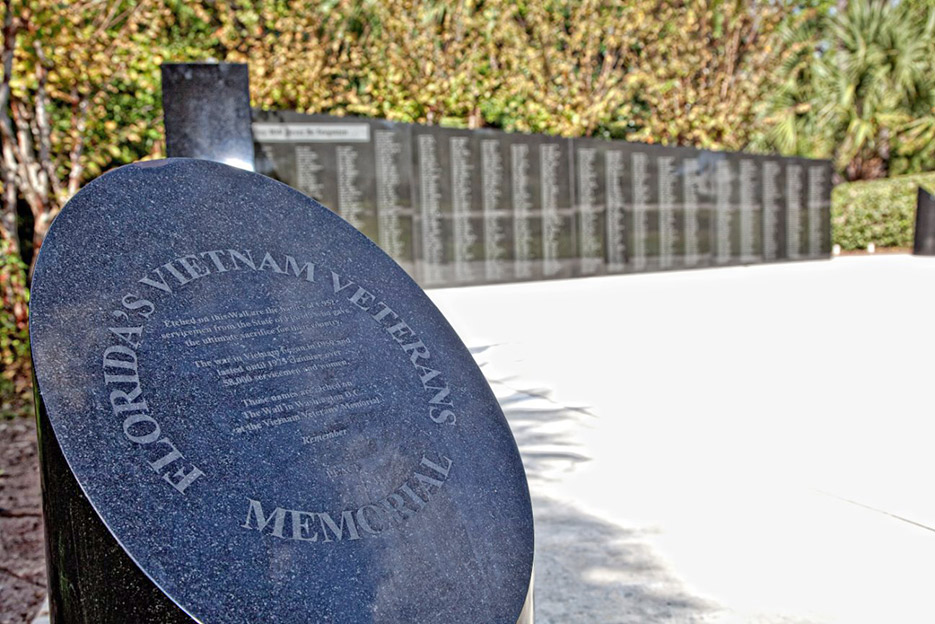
429,255,935,624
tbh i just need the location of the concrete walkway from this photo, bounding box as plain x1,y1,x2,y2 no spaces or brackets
429,255,935,624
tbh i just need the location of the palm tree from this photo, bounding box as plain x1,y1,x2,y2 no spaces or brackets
761,7,830,159
821,0,933,179
764,0,935,180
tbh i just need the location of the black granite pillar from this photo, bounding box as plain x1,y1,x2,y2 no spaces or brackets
35,390,193,623
32,159,535,624
161,63,254,169
914,187,935,255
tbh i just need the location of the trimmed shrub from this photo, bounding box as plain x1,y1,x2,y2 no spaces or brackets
831,173,935,250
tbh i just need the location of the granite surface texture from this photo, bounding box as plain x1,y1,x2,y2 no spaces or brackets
29,158,534,623
162,64,255,169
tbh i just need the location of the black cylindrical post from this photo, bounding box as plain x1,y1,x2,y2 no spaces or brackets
161,63,254,169
914,187,935,255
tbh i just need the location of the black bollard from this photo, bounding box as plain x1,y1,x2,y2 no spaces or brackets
914,187,935,256
161,63,254,169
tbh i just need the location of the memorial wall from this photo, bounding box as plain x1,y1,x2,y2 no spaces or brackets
253,110,833,288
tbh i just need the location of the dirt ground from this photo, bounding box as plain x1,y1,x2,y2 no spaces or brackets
0,417,46,624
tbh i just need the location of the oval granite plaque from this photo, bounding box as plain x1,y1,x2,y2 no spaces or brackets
30,159,534,623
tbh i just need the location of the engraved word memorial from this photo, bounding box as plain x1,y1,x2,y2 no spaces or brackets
30,159,535,623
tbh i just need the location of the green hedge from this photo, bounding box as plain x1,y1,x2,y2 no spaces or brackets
832,173,935,250
0,239,31,419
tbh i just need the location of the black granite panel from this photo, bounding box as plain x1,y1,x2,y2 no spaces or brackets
602,142,631,273
626,144,662,272
785,159,808,259
915,187,935,255
538,136,578,280
409,125,487,287
477,129,516,283
252,111,416,277
711,152,741,265
761,155,787,261
738,154,764,263
655,146,681,270
656,146,713,270
162,64,255,168
571,138,607,277
682,150,715,268
500,132,577,281
505,138,541,281
807,160,834,258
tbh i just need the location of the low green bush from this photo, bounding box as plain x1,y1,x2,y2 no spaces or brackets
832,173,935,250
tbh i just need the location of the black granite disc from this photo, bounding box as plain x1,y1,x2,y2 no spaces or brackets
30,158,534,623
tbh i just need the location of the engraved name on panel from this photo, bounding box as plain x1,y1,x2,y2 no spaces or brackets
807,164,828,258
762,159,783,261
417,134,445,284
786,162,804,259
450,135,478,283
715,159,734,264
576,146,603,275
631,152,649,271
606,149,627,271
683,157,700,267
739,158,760,263
540,143,563,277
658,154,677,269
374,130,407,260
511,144,535,279
481,138,510,282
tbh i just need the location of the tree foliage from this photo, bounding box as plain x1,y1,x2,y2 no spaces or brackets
761,0,935,181
624,0,793,150
0,236,29,417
2,0,168,264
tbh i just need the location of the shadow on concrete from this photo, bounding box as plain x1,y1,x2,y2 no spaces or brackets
532,495,722,624
488,377,592,485
472,352,723,623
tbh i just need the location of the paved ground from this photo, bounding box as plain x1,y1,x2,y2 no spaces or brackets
429,255,935,624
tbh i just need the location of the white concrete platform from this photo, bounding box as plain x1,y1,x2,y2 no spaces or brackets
429,255,935,624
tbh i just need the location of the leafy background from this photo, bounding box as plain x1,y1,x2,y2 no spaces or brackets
3,0,935,417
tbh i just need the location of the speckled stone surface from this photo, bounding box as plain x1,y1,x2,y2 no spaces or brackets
162,64,255,168
29,158,534,623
